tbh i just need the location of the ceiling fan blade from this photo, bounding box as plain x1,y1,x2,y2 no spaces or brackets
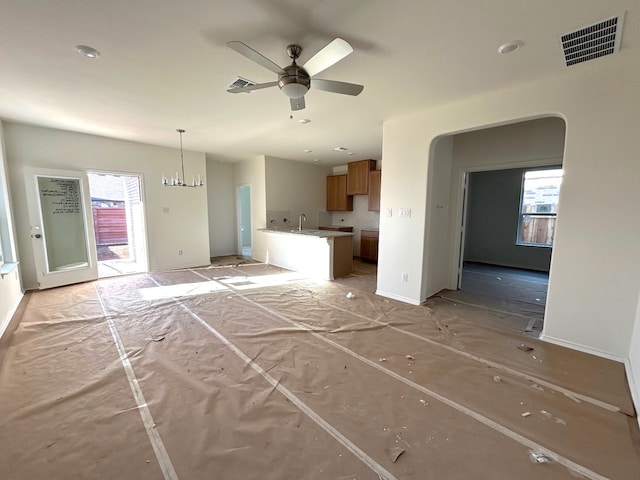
226,41,285,75
227,81,279,94
290,97,306,111
303,38,353,77
311,79,364,96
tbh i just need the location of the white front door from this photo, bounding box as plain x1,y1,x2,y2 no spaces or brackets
25,168,98,289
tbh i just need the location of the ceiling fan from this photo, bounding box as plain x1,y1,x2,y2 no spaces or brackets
226,38,363,111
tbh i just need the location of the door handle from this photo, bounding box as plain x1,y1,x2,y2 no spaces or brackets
33,234,42,239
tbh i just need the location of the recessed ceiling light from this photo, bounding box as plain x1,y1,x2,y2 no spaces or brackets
304,149,313,153
333,147,349,152
313,159,320,162
498,40,524,55
299,119,311,124
75,45,101,58
347,152,355,155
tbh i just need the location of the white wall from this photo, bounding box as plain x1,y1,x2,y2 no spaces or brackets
629,289,640,427
378,55,640,359
423,136,453,298
4,123,210,289
265,156,331,229
0,121,23,337
206,156,236,257
0,266,22,338
234,156,267,262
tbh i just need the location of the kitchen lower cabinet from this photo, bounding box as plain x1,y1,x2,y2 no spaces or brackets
360,230,379,263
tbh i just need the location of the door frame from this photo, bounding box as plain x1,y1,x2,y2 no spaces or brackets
450,158,564,290
235,184,252,257
87,170,150,276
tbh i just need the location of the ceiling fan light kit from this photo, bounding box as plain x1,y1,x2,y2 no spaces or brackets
162,129,204,188
226,37,363,111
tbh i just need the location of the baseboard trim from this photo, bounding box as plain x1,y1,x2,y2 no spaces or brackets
539,334,626,363
375,290,421,306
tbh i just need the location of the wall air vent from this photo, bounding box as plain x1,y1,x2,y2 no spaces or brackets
560,14,625,67
227,76,256,91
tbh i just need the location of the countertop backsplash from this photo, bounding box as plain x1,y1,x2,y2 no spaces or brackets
331,195,380,229
267,210,328,229
266,210,291,228
330,195,380,256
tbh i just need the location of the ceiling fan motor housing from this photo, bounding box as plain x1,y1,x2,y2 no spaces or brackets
278,64,310,98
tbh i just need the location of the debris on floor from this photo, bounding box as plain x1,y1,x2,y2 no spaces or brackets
528,451,553,464
386,446,405,463
517,344,534,352
151,331,168,342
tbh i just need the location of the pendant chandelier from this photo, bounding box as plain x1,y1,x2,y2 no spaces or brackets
162,129,204,188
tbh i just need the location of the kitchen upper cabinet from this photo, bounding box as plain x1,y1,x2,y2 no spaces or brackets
360,230,379,263
347,159,376,195
368,170,381,211
326,174,353,211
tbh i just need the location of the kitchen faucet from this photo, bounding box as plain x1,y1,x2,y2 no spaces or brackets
298,213,307,231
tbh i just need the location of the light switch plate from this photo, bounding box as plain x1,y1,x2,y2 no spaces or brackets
399,208,411,217
386,208,392,217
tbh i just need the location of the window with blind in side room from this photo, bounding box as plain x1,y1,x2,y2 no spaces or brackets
517,169,563,247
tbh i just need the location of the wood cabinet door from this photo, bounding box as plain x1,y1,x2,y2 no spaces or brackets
347,160,376,195
360,230,379,262
326,175,353,211
360,237,379,262
368,170,381,211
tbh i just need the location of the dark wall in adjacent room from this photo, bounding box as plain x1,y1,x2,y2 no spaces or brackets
464,167,559,272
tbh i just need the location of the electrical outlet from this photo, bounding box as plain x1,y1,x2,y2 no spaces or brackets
178,250,183,255
401,272,408,282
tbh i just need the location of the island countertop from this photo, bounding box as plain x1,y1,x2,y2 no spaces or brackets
258,227,353,238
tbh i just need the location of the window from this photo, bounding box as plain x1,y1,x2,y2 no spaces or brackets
517,168,563,247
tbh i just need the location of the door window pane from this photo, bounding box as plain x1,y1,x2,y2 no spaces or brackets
37,176,89,272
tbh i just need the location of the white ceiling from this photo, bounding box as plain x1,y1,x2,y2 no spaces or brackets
0,0,637,166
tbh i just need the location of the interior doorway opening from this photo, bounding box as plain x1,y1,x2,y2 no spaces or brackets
88,172,148,278
425,117,566,336
236,184,252,258
443,165,562,336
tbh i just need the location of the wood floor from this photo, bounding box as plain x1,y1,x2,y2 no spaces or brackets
437,262,548,337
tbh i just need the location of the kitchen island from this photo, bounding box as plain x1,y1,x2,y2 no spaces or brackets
258,228,353,280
